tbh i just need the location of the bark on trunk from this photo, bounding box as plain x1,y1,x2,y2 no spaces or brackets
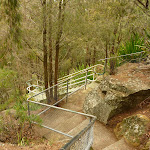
85,46,90,67
92,47,96,65
110,28,118,75
43,0,50,104
48,0,53,100
105,40,108,69
54,0,66,101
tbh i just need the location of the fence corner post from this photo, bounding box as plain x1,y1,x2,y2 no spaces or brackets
28,101,30,116
85,70,88,90
93,67,95,81
66,79,69,102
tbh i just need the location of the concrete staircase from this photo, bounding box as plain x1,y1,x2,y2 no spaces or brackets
102,139,135,150
34,82,136,150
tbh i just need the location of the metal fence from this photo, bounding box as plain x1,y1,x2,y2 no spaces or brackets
26,63,101,150
60,118,95,150
27,99,96,150
27,50,149,150
26,63,104,104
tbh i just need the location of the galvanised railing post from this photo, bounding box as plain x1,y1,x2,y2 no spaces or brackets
28,101,32,127
66,79,69,102
28,101,30,116
93,67,95,81
85,70,88,90
139,51,143,63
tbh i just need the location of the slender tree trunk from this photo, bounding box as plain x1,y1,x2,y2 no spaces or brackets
105,40,108,69
43,0,50,104
110,43,115,75
88,51,91,66
54,0,66,101
85,46,89,67
92,46,96,65
109,26,118,75
48,0,53,100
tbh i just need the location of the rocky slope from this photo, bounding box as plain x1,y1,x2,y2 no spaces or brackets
83,63,150,124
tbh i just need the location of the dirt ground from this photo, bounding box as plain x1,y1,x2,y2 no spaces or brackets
107,62,150,129
0,111,64,150
107,97,150,149
0,141,63,150
107,97,150,129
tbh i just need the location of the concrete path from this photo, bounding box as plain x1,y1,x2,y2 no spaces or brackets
102,138,135,150
35,82,136,150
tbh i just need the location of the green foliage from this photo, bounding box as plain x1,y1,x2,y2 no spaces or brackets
0,68,19,111
72,64,93,84
0,98,42,145
13,100,42,145
28,102,42,111
4,0,21,45
0,116,4,133
144,30,150,52
17,135,29,146
73,63,85,73
14,100,42,125
118,33,145,62
119,33,145,55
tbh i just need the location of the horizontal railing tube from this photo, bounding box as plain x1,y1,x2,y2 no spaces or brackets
61,117,96,150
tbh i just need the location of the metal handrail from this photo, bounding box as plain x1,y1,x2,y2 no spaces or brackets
26,63,103,149
58,64,103,82
60,117,96,150
27,66,97,148
27,99,96,119
27,68,96,99
27,51,148,150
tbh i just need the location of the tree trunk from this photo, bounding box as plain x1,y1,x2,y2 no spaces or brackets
88,50,91,66
48,0,53,100
92,47,96,65
54,0,66,101
137,0,149,9
110,48,115,75
43,0,50,104
105,40,108,69
110,27,118,75
85,46,89,67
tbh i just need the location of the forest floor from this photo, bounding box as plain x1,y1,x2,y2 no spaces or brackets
0,110,64,150
108,100,150,129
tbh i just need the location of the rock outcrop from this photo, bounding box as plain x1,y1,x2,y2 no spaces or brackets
83,63,150,124
114,114,150,148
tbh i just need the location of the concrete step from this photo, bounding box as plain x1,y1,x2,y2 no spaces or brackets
92,121,117,150
68,119,89,136
102,138,136,150
54,113,85,133
37,112,86,141
41,108,74,128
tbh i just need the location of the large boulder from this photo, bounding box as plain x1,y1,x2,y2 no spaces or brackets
83,63,150,124
114,114,150,147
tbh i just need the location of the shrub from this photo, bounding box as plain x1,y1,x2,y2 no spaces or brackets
0,99,42,145
0,68,19,110
118,33,146,63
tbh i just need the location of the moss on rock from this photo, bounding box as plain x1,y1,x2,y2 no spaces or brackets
114,114,150,147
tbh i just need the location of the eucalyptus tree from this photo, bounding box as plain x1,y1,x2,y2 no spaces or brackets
43,0,51,103
48,0,53,99
54,0,66,101
0,0,21,68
